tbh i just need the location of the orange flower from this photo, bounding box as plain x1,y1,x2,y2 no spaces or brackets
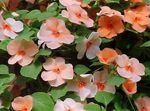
97,6,124,38
122,79,137,95
124,6,150,32
12,95,33,111
131,0,143,3
97,48,118,65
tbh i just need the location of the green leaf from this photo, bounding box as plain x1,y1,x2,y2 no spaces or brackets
107,74,125,87
37,49,52,56
105,0,120,3
25,10,41,19
0,39,10,51
84,103,101,111
37,11,57,21
83,0,92,4
74,64,91,74
144,0,150,4
47,2,58,11
0,85,9,95
144,62,150,76
95,92,114,106
0,65,9,74
32,92,54,111
0,74,15,85
141,41,150,47
16,26,35,40
51,85,68,101
20,62,42,79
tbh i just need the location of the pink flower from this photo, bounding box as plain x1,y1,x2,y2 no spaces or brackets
11,95,33,111
61,5,94,27
93,69,116,94
54,98,85,111
26,0,35,4
116,54,145,82
38,17,74,49
76,32,101,59
0,13,23,40
7,40,39,66
97,6,124,19
67,74,97,101
122,79,137,95
135,96,150,111
59,0,81,7
41,57,74,87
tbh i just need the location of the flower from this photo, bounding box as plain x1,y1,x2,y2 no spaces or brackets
54,98,85,111
93,69,116,94
67,74,97,101
0,13,23,40
26,0,35,4
135,96,150,111
97,6,124,38
59,0,81,7
76,32,101,59
7,40,39,66
61,5,94,27
116,54,145,82
11,95,33,111
38,17,74,49
124,6,150,32
41,57,74,87
122,79,137,95
97,48,118,65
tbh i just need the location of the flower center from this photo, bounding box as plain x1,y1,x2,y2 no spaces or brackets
78,81,86,88
86,41,92,49
75,13,82,18
134,17,141,22
125,65,133,73
96,82,105,90
52,30,60,37
22,108,28,111
53,68,61,74
17,50,26,56
2,23,12,31
141,107,147,111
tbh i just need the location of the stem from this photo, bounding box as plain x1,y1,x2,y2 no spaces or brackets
127,96,136,111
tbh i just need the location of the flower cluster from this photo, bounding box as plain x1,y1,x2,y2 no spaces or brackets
0,0,150,111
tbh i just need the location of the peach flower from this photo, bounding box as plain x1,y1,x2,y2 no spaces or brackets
12,95,33,111
38,17,74,49
122,79,137,95
26,0,35,4
135,96,150,111
97,48,118,65
59,0,81,7
97,15,124,38
124,6,150,32
97,6,124,19
41,57,74,87
76,32,101,59
116,54,145,82
67,74,97,101
93,69,116,94
0,13,23,40
7,40,39,66
61,5,94,27
54,98,85,111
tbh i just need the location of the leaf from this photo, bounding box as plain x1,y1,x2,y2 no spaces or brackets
32,92,54,111
20,62,42,79
141,41,150,47
83,0,92,4
37,49,52,56
0,39,10,51
25,10,41,19
0,74,15,85
50,85,68,101
105,0,120,3
0,85,9,95
47,2,58,11
74,64,91,74
84,103,101,111
144,62,150,76
37,11,57,21
0,65,9,74
95,92,114,106
107,74,125,87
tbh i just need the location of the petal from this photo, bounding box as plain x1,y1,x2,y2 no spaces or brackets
41,71,57,81
76,41,87,59
104,84,116,94
54,100,65,111
12,21,24,32
61,64,74,80
116,54,129,67
46,41,62,49
49,75,65,87
117,67,133,78
18,56,33,66
4,30,17,39
78,88,90,101
86,45,100,59
132,23,146,33
8,55,23,65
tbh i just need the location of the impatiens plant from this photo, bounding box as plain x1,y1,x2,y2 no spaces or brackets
0,0,150,111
